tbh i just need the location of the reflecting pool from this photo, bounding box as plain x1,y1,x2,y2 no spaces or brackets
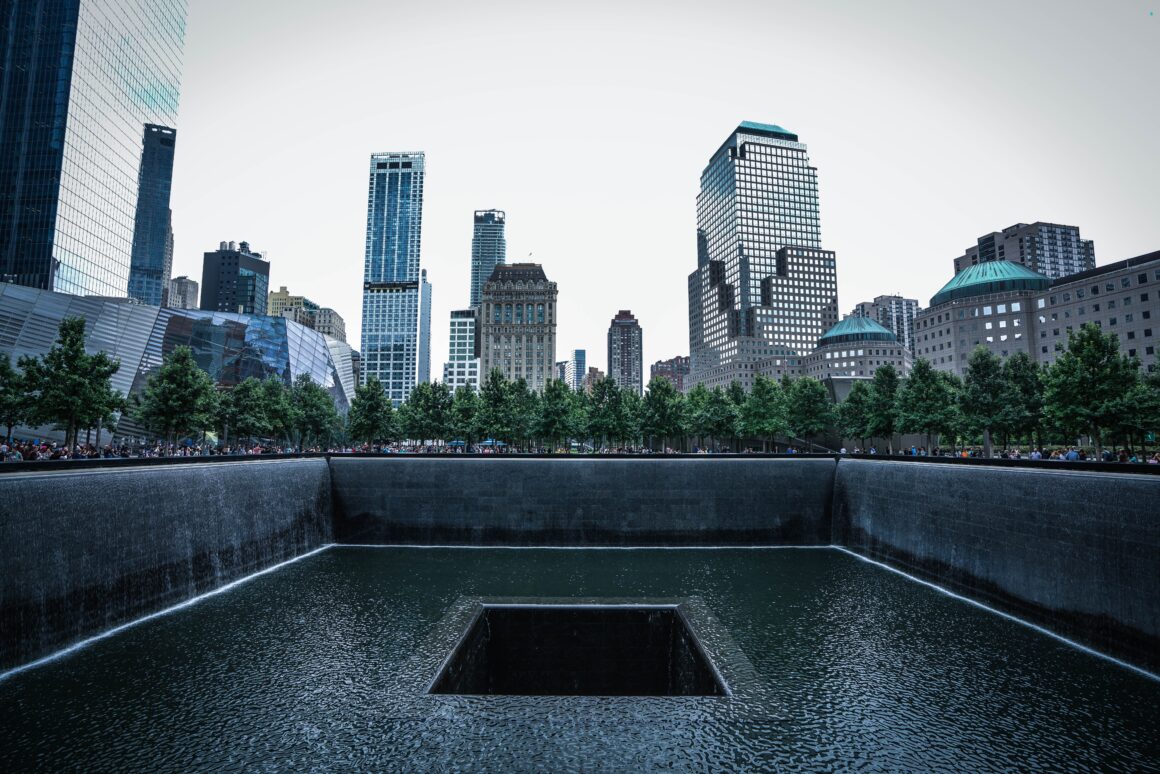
2,548,1157,771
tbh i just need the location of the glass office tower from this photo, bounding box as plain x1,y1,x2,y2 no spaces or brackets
687,121,838,390
361,151,427,405
0,0,187,296
469,210,506,308
127,124,177,305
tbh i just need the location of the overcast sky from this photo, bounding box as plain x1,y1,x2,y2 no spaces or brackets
170,0,1160,376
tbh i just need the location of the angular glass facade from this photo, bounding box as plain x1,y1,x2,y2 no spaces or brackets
688,122,838,390
0,283,356,438
469,210,506,308
361,152,426,405
0,0,187,297
127,124,176,305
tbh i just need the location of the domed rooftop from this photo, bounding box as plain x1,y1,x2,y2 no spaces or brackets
930,261,1050,307
818,316,897,347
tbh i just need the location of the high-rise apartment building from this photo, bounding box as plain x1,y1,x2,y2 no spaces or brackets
687,122,838,391
167,276,199,309
127,125,177,306
200,241,269,315
850,295,921,355
470,210,507,308
0,1,187,296
479,264,557,391
564,349,587,391
607,310,643,395
650,356,691,392
953,222,1095,280
361,152,429,404
443,309,480,391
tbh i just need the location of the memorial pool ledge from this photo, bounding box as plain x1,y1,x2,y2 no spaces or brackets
0,456,1157,675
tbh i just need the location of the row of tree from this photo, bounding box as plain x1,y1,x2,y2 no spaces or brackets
2,318,1157,455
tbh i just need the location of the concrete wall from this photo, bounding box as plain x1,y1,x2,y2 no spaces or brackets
832,459,1160,673
331,458,836,546
0,459,332,671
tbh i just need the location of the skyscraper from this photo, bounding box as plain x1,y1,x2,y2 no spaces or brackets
361,151,428,404
443,309,481,391
200,241,269,315
564,349,587,391
650,356,691,392
850,295,921,355
167,276,199,309
607,310,643,395
479,264,557,392
0,1,187,296
127,125,177,306
952,222,1096,280
687,121,838,390
470,210,507,308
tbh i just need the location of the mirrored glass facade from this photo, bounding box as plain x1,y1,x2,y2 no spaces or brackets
688,122,839,390
469,210,506,308
0,283,356,438
127,124,176,305
361,152,426,405
0,0,187,297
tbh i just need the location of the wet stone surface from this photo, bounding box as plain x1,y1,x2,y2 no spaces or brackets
2,547,1158,771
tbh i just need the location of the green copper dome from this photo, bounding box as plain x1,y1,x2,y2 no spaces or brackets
818,316,897,347
930,261,1050,307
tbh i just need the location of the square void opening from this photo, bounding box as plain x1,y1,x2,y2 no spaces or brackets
429,605,727,697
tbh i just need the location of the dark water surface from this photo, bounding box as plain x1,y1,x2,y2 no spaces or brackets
2,547,1157,771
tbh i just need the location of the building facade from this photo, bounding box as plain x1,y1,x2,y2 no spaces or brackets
650,356,691,392
479,264,557,391
564,349,587,391
443,309,480,391
953,222,1095,281
127,125,177,306
0,283,357,440
0,0,187,297
581,366,604,393
851,295,921,355
361,151,429,404
800,317,912,402
167,276,199,309
470,210,506,308
688,122,838,392
200,241,270,315
313,308,347,343
607,310,643,395
268,286,347,343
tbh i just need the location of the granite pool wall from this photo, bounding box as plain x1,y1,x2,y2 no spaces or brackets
1,456,1157,674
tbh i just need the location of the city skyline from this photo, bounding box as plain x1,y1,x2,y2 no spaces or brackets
154,1,1158,381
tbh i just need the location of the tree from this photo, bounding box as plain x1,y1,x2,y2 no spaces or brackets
786,377,834,449
705,386,738,451
618,388,643,448
998,351,1043,448
587,376,622,449
217,377,270,448
134,345,217,446
290,373,339,450
347,375,397,447
20,317,122,448
400,381,452,444
641,376,687,451
865,363,900,452
0,354,30,443
538,379,577,450
261,378,295,446
448,385,480,449
509,378,539,451
685,383,712,449
836,379,873,450
740,374,787,452
478,369,516,445
897,358,960,449
1042,323,1140,457
961,347,1006,458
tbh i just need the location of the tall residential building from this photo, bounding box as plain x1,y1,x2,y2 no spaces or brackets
167,276,199,310
607,310,643,395
361,151,428,404
127,125,177,306
953,222,1095,280
687,122,838,391
850,295,921,355
443,309,480,391
200,241,270,315
479,264,557,391
470,210,507,308
564,349,587,391
0,1,187,296
650,356,691,392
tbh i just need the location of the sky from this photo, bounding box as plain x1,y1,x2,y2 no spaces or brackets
169,0,1160,378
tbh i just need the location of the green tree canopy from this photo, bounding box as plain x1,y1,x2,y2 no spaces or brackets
290,373,340,449
347,375,397,446
997,351,1044,446
218,376,271,447
448,385,480,447
897,358,961,448
786,376,835,447
705,386,739,450
586,376,622,448
0,354,31,443
134,345,217,444
478,369,516,444
961,347,1006,457
641,376,687,450
618,388,643,447
538,378,577,449
685,383,712,447
740,374,787,451
836,379,873,448
261,378,295,446
866,363,900,452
